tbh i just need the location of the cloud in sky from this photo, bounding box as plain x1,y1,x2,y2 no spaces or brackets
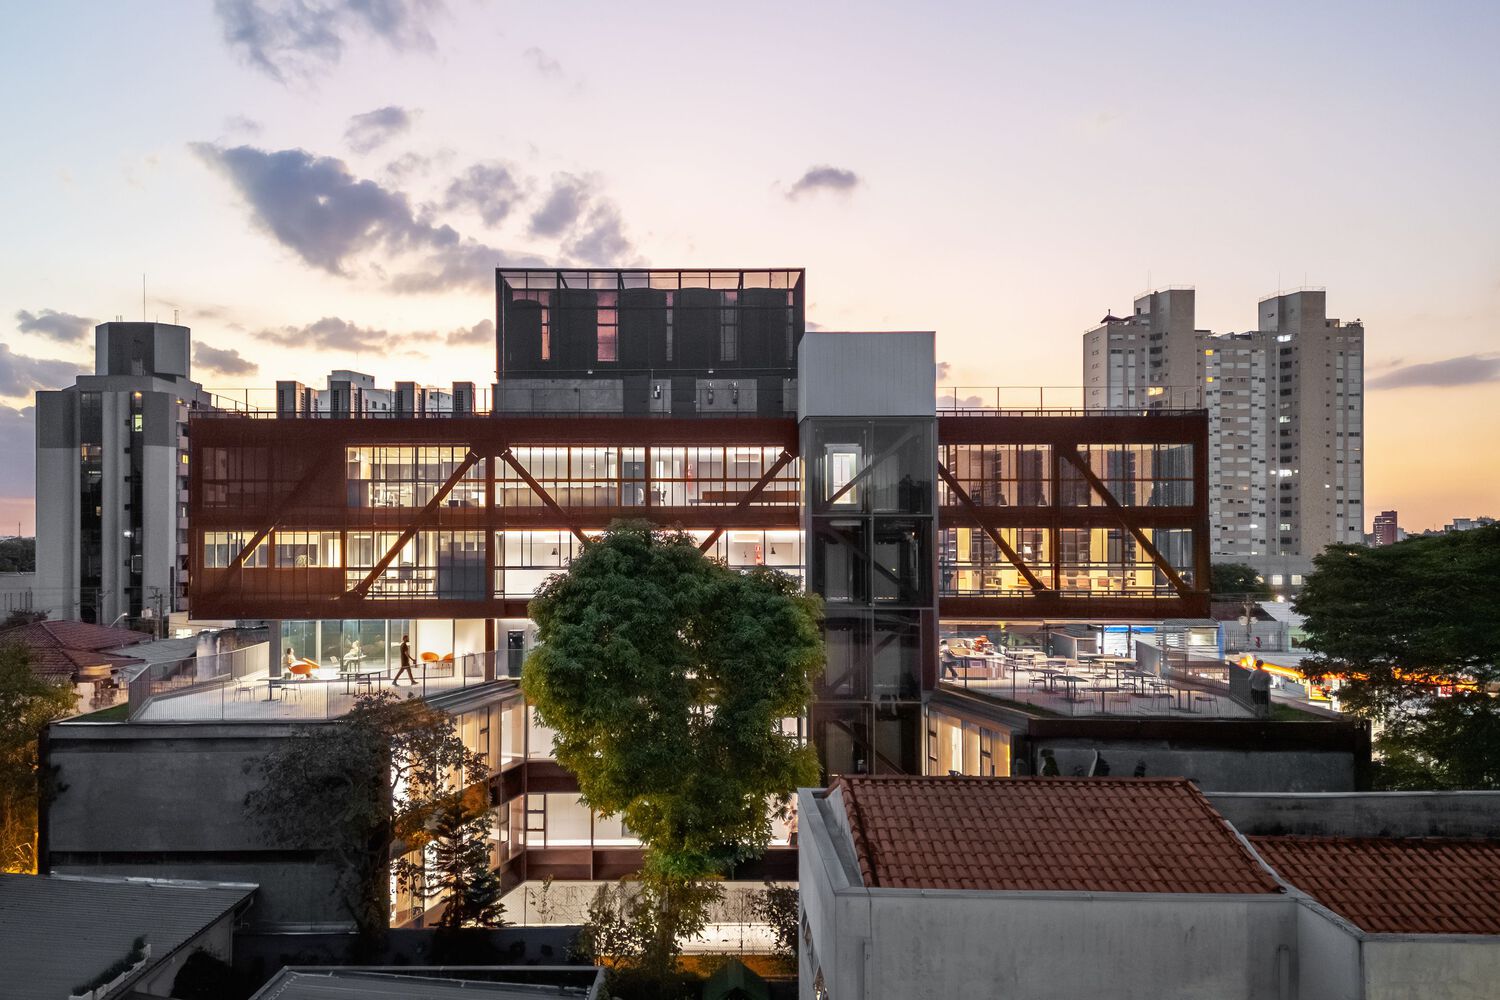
528,173,635,264
523,46,562,78
214,0,442,83
195,142,636,290
529,174,587,237
0,406,36,501
1367,354,1500,390
786,164,860,199
446,319,493,346
16,308,94,344
253,316,495,353
259,316,394,353
0,344,80,397
192,143,459,274
345,105,417,154
936,361,952,381
444,161,524,227
194,344,258,376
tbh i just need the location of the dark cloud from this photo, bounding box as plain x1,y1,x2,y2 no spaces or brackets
523,46,562,78
196,141,636,290
15,308,95,344
787,164,860,199
0,345,80,397
529,174,587,237
195,344,259,376
0,406,36,500
214,0,442,83
192,143,457,274
258,316,395,353
446,319,494,346
444,161,524,227
564,204,632,266
345,105,417,154
526,173,634,265
1368,354,1500,390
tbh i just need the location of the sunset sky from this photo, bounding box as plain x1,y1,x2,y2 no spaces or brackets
1,1,1496,534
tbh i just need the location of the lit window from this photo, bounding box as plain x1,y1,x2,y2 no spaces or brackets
1270,574,1284,585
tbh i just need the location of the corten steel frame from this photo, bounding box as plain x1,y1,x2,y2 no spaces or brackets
189,414,801,621
935,411,1212,620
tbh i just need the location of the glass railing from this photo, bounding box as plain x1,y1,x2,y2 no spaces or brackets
126,645,512,723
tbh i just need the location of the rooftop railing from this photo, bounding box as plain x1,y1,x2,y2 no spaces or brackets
125,645,511,723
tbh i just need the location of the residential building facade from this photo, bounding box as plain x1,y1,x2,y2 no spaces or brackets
34,323,215,625
1373,509,1399,546
1084,287,1364,593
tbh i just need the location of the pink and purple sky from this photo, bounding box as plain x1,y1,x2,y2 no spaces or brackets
1,1,1497,534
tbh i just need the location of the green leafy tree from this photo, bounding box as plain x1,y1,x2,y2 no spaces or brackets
750,882,799,964
0,537,34,573
243,691,494,946
523,521,823,879
0,642,77,872
573,874,724,1000
1211,562,1271,599
1295,525,1500,789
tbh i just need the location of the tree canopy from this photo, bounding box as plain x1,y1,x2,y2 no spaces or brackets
1211,561,1271,599
523,521,823,878
0,642,77,872
1295,525,1500,788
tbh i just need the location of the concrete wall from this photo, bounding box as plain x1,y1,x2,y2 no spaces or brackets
1363,938,1500,1000
1295,902,1362,1000
859,891,1294,1000
45,722,346,929
1209,791,1500,838
1038,739,1357,792
797,332,936,418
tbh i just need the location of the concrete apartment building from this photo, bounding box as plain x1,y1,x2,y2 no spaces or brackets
1084,287,1364,593
1373,509,1400,546
34,323,215,625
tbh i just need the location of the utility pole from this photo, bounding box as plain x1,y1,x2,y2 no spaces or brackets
147,586,166,640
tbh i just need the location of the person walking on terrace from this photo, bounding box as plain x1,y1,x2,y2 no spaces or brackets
394,634,417,686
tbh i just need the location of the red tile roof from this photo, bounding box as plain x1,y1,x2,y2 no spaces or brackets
0,620,150,680
834,775,1280,895
1251,836,1500,935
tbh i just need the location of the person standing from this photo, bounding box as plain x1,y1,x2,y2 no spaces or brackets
394,634,416,686
1250,658,1272,718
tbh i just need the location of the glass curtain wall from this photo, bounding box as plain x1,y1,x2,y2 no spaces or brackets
807,418,935,777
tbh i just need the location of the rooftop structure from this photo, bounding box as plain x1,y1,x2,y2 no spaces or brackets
834,775,1279,894
0,873,254,1000
250,966,605,1000
1251,836,1500,935
801,780,1500,1000
0,618,151,681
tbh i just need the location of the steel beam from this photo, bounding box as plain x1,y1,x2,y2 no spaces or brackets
1059,447,1193,598
697,449,795,552
349,450,483,597
935,462,1048,593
